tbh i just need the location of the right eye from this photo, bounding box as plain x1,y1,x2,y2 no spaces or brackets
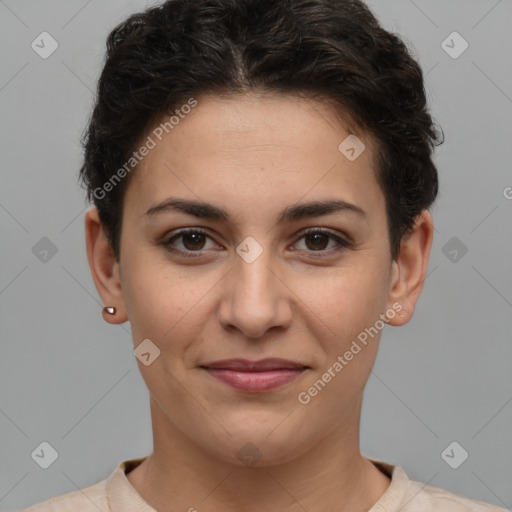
161,228,221,256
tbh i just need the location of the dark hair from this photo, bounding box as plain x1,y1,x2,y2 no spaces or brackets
79,0,443,262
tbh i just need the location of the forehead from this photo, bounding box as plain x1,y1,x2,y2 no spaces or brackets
124,92,384,222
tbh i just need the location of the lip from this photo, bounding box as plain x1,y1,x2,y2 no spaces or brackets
201,358,309,371
200,358,310,392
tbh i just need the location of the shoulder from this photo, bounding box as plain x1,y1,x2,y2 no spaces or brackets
20,479,109,512
371,459,508,512
404,478,508,511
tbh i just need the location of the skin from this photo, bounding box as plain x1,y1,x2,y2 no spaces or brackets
85,91,433,512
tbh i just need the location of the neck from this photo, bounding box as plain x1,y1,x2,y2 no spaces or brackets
126,398,391,512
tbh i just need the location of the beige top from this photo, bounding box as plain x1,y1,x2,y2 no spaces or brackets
21,457,507,512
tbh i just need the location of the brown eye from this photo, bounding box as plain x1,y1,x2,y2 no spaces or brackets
304,232,330,251
163,228,216,255
294,228,351,254
180,232,207,251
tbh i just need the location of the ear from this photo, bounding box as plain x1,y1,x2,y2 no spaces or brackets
84,207,128,324
386,210,434,326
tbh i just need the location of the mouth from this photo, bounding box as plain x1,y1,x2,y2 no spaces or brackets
200,358,310,392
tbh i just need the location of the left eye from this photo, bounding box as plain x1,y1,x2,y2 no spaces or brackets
295,229,348,252
162,228,349,256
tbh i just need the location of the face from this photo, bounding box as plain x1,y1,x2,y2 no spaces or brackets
89,91,429,467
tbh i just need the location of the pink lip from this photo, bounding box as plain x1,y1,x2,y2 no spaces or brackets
200,358,309,392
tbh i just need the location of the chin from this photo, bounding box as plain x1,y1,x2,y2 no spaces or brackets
201,424,313,468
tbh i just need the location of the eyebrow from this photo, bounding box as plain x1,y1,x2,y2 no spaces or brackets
145,197,366,223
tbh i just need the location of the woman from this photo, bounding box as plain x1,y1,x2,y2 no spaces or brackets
22,0,506,510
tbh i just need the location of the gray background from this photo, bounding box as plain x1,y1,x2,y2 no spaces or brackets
1,0,511,510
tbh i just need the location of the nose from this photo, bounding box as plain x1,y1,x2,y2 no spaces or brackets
217,247,293,339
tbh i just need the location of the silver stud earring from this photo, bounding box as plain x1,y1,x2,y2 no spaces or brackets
103,306,116,315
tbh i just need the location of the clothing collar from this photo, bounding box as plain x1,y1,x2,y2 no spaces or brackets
106,456,408,512
107,457,156,512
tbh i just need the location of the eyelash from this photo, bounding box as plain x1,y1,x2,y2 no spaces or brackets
161,227,352,258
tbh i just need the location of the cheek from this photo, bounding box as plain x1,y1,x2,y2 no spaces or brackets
120,254,179,340
296,260,389,346
295,271,387,412
121,254,214,355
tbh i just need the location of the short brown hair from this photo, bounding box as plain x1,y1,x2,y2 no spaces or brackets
79,0,443,261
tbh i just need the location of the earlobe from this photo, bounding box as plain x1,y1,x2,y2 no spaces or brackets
386,210,434,327
84,207,128,324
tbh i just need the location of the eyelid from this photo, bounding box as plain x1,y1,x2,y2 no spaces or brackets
299,227,352,245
